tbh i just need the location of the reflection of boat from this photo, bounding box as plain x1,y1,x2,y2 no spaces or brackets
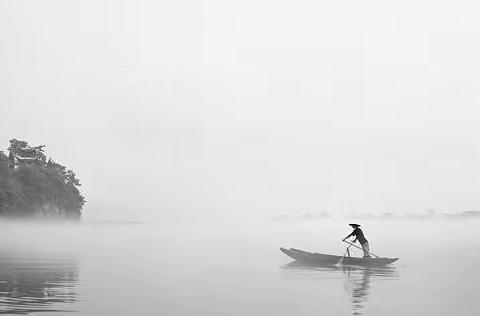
0,253,78,314
282,261,397,275
282,261,398,316
280,247,399,267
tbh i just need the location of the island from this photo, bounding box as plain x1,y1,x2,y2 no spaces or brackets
0,139,85,219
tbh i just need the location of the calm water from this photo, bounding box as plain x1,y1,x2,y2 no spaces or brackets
0,219,478,315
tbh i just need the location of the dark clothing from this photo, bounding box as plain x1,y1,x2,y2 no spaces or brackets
348,227,368,245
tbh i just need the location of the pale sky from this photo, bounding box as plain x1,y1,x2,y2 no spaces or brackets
1,0,480,221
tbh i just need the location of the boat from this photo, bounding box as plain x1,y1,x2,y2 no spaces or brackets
280,247,399,267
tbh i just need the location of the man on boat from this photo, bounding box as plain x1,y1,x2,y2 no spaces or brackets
342,224,371,258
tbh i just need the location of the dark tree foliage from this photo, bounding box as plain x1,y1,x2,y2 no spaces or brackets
0,140,85,219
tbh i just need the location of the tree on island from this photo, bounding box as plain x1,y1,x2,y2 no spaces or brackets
0,139,85,219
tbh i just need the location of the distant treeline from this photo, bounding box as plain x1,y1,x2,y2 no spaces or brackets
270,209,480,222
0,139,85,219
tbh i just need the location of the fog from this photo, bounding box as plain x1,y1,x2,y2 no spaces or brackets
2,2,480,314
2,0,480,223
0,218,478,315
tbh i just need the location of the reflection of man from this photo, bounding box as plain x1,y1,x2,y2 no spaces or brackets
342,224,371,258
344,267,372,316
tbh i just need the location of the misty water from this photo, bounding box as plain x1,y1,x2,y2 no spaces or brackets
0,219,478,315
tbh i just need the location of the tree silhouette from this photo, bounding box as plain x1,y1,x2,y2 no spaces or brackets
0,139,85,219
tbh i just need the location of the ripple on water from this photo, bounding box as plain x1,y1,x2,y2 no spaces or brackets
0,255,78,314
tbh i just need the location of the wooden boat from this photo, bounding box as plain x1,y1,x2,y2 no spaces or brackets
280,247,399,267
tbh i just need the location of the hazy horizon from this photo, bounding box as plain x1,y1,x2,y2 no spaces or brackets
2,0,480,222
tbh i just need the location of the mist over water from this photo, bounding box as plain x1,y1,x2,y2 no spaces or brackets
0,218,478,315
2,0,480,315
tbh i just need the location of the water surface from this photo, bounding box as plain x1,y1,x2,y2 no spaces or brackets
0,219,478,315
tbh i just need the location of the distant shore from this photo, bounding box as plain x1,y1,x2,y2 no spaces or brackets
270,210,480,222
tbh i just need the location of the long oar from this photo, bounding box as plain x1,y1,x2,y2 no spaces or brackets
342,240,381,258
337,243,352,265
